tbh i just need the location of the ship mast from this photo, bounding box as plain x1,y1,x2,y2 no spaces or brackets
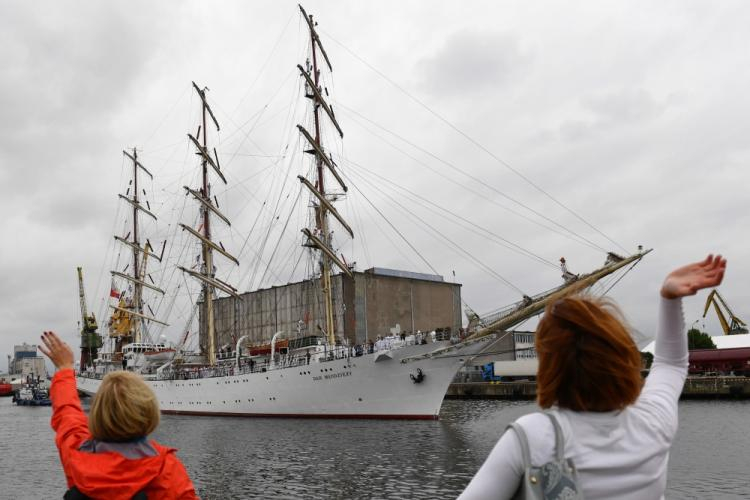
299,5,353,347
111,149,168,354
178,82,240,366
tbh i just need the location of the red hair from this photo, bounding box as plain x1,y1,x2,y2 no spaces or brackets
535,295,642,412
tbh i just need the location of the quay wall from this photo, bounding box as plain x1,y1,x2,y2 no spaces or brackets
446,376,750,400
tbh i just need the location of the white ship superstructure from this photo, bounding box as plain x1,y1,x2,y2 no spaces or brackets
78,335,494,419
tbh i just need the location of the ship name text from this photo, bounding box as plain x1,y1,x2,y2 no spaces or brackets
312,371,352,382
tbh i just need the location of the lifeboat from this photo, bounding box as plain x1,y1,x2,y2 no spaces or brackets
248,339,289,356
144,348,176,361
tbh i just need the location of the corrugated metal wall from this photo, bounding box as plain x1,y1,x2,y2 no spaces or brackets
204,271,461,349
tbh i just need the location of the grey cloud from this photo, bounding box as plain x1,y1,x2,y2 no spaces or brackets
559,88,664,142
416,30,531,96
0,2,175,199
2,1,750,364
27,188,113,230
584,88,663,124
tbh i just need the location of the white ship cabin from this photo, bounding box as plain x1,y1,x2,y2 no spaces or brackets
123,342,169,356
95,352,113,363
124,342,174,367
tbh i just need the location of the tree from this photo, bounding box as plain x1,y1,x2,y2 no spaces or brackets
687,328,717,350
640,351,654,369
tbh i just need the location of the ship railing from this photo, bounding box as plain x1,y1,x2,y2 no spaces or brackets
152,334,456,381
155,345,361,381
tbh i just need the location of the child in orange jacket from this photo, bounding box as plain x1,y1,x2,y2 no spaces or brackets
41,331,198,500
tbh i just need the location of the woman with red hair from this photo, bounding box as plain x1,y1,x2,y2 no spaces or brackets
459,255,726,499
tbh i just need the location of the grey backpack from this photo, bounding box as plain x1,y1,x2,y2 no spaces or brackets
507,413,583,500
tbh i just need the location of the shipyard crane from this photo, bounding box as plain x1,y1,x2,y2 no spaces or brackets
77,267,102,370
702,289,748,335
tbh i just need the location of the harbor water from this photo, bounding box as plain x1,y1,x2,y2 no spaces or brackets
2,396,748,499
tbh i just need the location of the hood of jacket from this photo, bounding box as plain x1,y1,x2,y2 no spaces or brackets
66,440,175,499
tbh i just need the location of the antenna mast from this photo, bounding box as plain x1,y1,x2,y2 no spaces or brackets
110,150,168,356
298,4,352,347
179,82,240,366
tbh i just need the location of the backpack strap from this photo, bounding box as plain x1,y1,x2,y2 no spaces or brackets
544,412,565,462
63,486,89,500
64,486,148,500
506,422,532,469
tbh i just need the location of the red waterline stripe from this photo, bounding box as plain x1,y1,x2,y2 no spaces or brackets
160,409,438,420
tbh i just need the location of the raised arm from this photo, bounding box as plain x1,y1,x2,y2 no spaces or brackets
637,255,726,435
41,331,91,477
654,255,726,367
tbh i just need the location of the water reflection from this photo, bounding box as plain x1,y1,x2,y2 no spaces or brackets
2,397,749,498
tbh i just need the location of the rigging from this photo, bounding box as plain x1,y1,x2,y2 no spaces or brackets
319,29,628,254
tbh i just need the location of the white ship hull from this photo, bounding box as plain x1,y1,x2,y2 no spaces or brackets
77,338,492,419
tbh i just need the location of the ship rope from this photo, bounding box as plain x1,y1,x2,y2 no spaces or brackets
601,258,643,296
94,154,129,324
340,166,527,296
319,29,628,255
182,68,305,293
340,156,559,271
258,186,304,285
88,12,649,355
141,84,191,150
245,139,298,291
229,11,296,119
336,102,609,254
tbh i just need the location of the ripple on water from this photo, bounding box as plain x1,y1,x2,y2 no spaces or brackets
2,397,750,498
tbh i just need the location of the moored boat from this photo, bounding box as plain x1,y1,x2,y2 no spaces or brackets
0,383,12,397
13,384,52,406
78,335,494,418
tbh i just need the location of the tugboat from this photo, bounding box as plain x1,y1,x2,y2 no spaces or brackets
12,382,52,406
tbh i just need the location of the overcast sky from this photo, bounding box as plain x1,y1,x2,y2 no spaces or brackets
2,0,749,369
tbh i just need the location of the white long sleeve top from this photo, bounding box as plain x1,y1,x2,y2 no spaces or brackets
459,297,687,500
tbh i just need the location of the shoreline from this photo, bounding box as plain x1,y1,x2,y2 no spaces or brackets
446,376,750,400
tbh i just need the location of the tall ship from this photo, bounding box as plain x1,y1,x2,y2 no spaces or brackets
77,5,649,418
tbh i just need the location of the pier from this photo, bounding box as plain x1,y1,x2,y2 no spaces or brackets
446,376,750,400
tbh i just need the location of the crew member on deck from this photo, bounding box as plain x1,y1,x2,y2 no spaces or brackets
40,331,197,500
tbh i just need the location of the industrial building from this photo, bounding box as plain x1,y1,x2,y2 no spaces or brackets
457,331,537,382
7,343,47,380
203,267,463,350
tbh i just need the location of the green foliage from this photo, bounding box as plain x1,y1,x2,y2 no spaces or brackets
640,351,654,369
688,328,717,350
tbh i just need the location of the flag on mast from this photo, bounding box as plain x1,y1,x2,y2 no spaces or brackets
110,280,121,299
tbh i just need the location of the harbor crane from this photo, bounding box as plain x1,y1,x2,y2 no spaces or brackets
77,267,103,370
702,289,748,335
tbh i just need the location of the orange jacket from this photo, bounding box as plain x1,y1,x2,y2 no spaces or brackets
50,369,198,500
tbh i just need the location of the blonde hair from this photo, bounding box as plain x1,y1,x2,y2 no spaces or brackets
89,371,160,441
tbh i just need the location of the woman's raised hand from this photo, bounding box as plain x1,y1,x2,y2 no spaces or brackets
661,254,727,299
39,331,75,371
